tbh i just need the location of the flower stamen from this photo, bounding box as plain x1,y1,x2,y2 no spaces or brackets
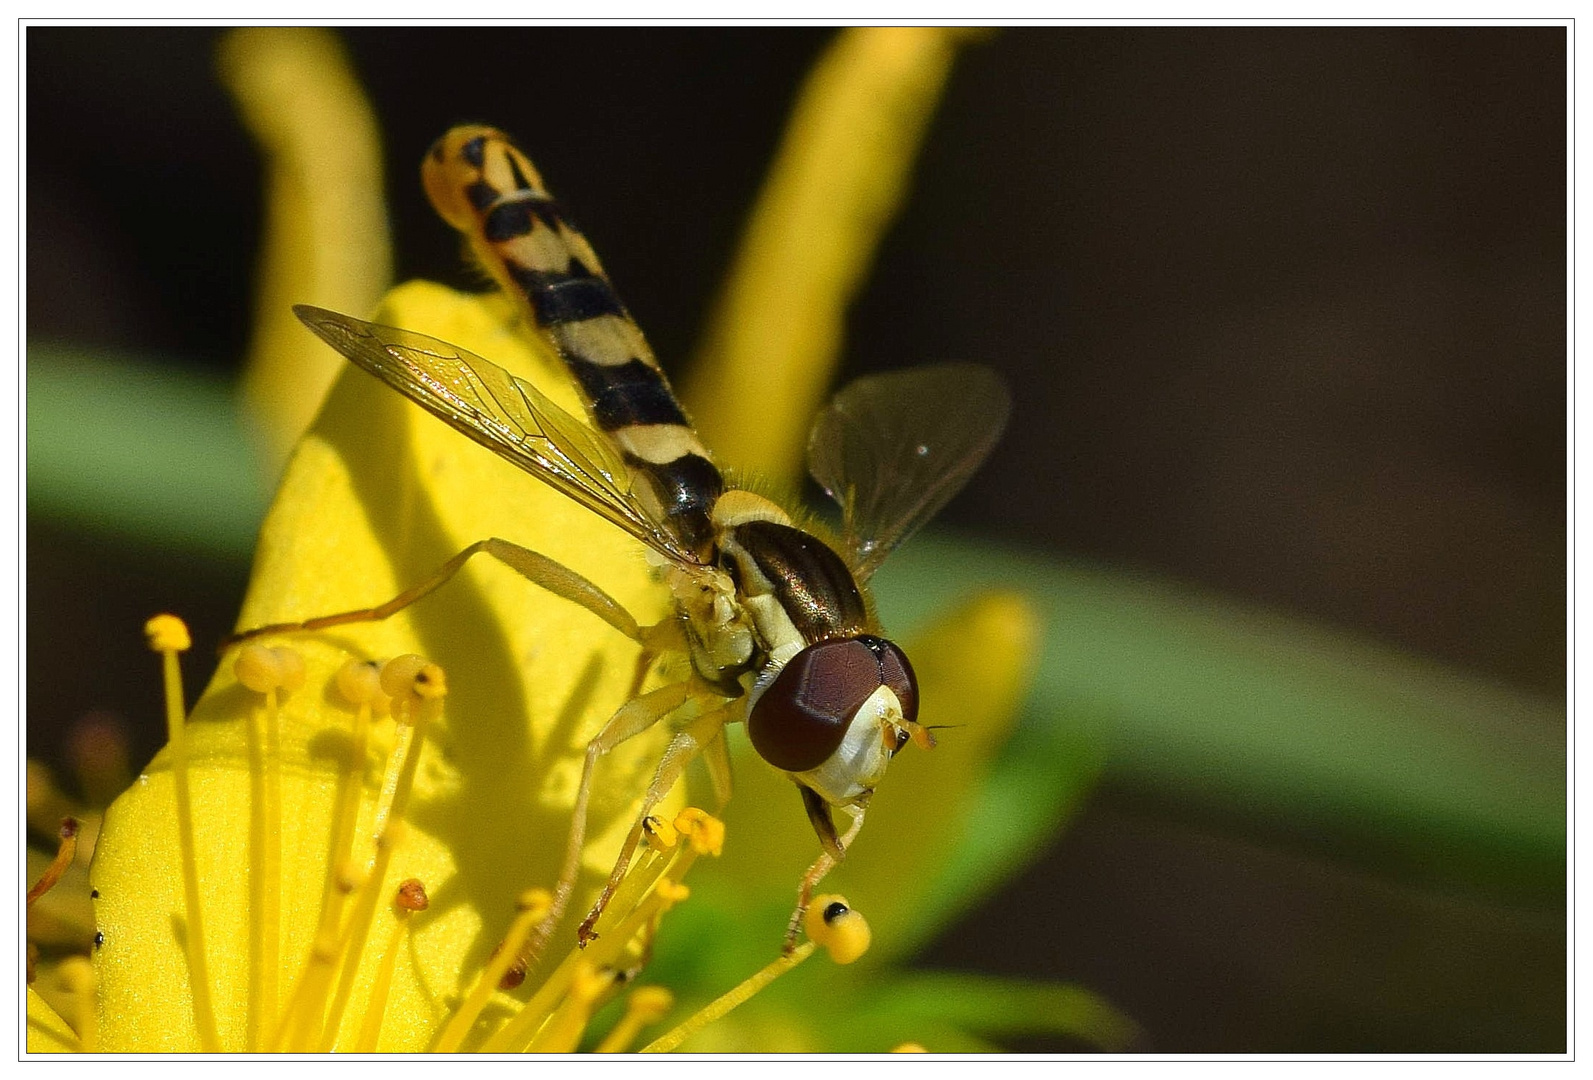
482,880,690,1053
431,887,553,1053
594,985,673,1053
270,659,389,1049
235,643,301,1046
144,614,221,1052
640,944,814,1053
524,961,615,1052
640,894,871,1053
353,877,430,1051
26,817,81,910
319,655,444,1050
269,665,390,1051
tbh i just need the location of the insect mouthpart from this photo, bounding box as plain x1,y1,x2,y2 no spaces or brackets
746,634,918,804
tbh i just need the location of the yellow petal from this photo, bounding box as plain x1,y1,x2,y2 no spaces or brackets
682,27,980,484
26,987,81,1053
92,282,675,1050
218,27,392,462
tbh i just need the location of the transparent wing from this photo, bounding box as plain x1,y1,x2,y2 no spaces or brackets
295,305,700,566
808,363,1011,580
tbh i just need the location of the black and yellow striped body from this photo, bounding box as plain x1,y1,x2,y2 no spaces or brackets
418,126,920,822
424,125,724,558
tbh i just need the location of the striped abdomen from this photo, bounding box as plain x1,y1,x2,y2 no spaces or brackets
422,125,723,557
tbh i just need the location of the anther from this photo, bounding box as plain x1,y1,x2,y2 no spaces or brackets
673,808,725,857
892,1042,928,1052
353,877,428,1051
395,878,430,912
379,655,449,715
803,894,871,964
378,654,426,697
654,879,690,907
234,643,306,696
235,642,285,692
274,646,306,693
144,613,191,653
642,815,679,852
334,659,387,707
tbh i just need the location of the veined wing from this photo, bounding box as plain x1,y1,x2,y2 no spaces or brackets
808,363,1011,580
294,305,700,567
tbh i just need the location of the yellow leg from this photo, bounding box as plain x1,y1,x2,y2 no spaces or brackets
701,728,734,813
518,680,703,973
224,537,647,650
783,801,867,955
577,700,739,945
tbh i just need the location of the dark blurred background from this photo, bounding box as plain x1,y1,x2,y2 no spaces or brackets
26,27,1566,1051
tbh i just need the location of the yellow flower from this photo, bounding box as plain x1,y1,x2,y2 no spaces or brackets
27,26,1132,1053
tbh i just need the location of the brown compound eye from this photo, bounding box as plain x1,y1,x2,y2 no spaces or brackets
747,636,920,773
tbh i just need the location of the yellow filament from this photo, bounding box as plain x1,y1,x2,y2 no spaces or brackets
640,942,817,1053
269,687,377,1049
431,890,552,1053
323,695,375,914
25,818,79,908
269,926,341,1052
319,693,434,1049
481,881,689,1053
352,906,412,1051
246,685,283,1047
581,845,675,946
594,986,674,1053
146,615,220,1052
525,962,612,1053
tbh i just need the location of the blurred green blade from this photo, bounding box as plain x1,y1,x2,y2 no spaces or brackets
27,342,269,559
872,536,1565,901
847,971,1140,1051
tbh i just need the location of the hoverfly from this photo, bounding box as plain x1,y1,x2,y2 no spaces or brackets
235,126,1010,958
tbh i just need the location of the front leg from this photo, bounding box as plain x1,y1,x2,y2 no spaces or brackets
518,678,700,974
577,699,739,945
783,796,868,954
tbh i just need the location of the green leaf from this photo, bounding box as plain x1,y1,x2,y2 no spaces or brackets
845,970,1140,1051
27,342,269,559
872,535,1565,901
